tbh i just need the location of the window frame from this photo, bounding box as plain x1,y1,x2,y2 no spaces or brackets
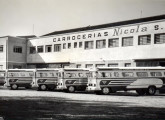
45,45,52,52
96,39,106,49
84,41,94,50
122,36,133,47
108,38,119,48
37,46,43,53
0,45,3,52
138,34,151,45
154,33,165,44
29,46,36,54
54,44,61,52
13,46,22,53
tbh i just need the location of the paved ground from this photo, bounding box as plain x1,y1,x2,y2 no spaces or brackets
0,87,165,120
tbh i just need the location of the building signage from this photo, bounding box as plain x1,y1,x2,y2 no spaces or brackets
53,23,163,42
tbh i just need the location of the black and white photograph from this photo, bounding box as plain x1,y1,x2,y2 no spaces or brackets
0,0,165,120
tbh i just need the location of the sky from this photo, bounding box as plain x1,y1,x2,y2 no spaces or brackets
0,0,165,37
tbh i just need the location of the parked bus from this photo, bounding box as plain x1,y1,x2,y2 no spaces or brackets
32,69,59,91
5,69,35,90
57,68,90,92
86,67,165,95
0,70,6,87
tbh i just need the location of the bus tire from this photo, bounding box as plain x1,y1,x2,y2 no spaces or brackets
68,86,75,93
147,86,156,95
102,87,110,95
11,84,18,90
40,84,47,91
136,89,146,95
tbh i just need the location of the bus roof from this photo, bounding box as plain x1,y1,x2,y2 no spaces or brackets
7,69,36,72
61,68,90,71
96,67,165,70
36,68,59,71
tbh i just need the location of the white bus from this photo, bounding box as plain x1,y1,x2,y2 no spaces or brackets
57,68,90,92
86,67,165,95
5,69,35,90
0,70,6,87
32,69,59,91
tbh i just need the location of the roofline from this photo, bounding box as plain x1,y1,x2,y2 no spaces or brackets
42,14,165,37
0,36,27,40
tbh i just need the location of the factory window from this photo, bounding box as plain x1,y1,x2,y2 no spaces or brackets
109,38,119,47
74,42,77,48
79,42,82,48
96,64,105,67
45,45,52,52
68,43,71,49
76,64,81,68
13,46,22,53
138,35,151,45
30,47,36,54
85,64,93,68
96,39,106,49
108,64,118,67
85,41,93,49
37,46,43,53
0,45,3,52
122,37,133,47
63,43,66,49
154,33,165,44
125,63,131,67
54,44,61,52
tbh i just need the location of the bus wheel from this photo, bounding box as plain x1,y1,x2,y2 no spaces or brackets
40,84,47,91
147,86,156,95
136,89,146,95
68,86,75,93
102,87,110,95
11,84,18,90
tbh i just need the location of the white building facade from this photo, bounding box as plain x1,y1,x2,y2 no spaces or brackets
0,15,165,69
0,36,27,69
27,15,165,68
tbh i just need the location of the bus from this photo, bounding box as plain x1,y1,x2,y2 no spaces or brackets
32,69,59,91
0,70,6,87
86,67,165,95
5,69,35,90
57,68,90,93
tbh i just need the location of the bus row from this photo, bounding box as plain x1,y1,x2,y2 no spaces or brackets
0,67,165,95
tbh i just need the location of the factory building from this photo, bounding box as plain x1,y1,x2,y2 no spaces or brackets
0,15,165,69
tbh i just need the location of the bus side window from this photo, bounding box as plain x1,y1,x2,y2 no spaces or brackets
49,72,54,77
122,72,134,77
150,72,162,77
59,72,61,77
55,73,58,77
105,72,111,77
29,72,33,77
98,72,102,77
136,72,148,77
21,73,25,77
0,73,5,77
78,73,83,77
102,72,105,77
9,73,13,77
114,72,119,77
71,73,76,77
86,73,90,77
65,73,71,77
39,73,43,77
